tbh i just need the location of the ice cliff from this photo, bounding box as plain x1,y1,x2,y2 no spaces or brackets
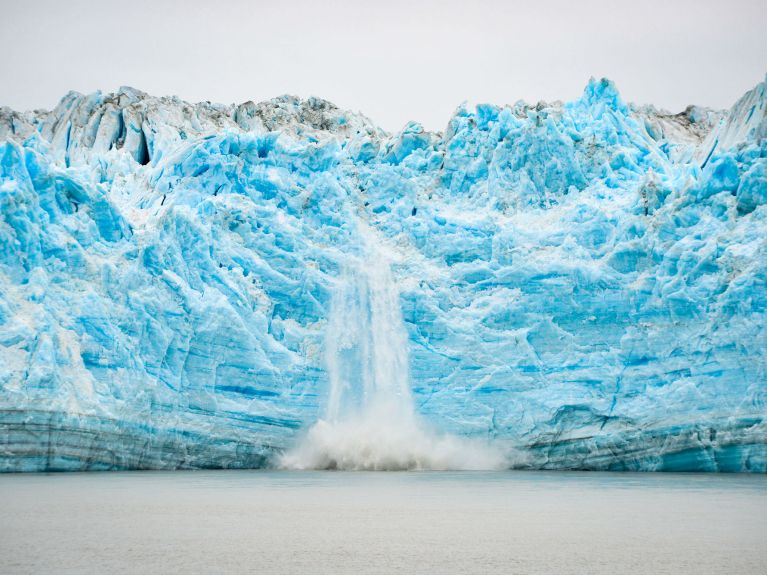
1,78,765,472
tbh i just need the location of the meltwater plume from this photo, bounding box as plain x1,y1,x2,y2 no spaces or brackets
279,228,506,470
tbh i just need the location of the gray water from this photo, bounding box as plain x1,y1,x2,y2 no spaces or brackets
1,471,765,574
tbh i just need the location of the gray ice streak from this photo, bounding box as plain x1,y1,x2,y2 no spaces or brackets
279,223,506,470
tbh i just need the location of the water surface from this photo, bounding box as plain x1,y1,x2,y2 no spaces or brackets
1,471,765,574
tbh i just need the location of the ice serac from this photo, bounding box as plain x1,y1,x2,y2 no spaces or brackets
1,77,765,472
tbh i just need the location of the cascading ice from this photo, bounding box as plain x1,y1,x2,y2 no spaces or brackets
278,223,505,470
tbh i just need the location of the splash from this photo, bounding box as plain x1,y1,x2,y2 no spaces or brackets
279,227,505,471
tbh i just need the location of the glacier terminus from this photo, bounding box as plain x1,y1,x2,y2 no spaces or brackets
0,77,765,472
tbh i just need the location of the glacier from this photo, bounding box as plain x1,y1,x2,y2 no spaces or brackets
0,77,765,472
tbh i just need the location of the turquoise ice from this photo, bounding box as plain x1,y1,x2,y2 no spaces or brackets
0,78,765,471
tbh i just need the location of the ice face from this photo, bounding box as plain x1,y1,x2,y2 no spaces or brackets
0,77,765,472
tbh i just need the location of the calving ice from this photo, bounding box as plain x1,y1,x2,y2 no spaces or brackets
0,78,765,472
279,222,505,470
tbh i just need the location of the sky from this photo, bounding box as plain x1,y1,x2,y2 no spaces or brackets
1,0,765,132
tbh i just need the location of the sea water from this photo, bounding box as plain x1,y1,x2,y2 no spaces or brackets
0,471,765,574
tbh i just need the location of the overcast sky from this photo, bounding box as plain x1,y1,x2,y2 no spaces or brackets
2,0,765,132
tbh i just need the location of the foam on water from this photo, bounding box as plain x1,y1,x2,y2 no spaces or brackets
278,403,507,471
279,225,506,470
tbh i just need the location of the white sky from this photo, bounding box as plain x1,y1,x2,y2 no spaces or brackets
2,0,765,132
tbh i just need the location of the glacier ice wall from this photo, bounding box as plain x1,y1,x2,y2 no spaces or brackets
0,79,765,472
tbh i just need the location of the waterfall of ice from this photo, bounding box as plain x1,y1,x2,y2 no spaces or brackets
279,226,505,470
